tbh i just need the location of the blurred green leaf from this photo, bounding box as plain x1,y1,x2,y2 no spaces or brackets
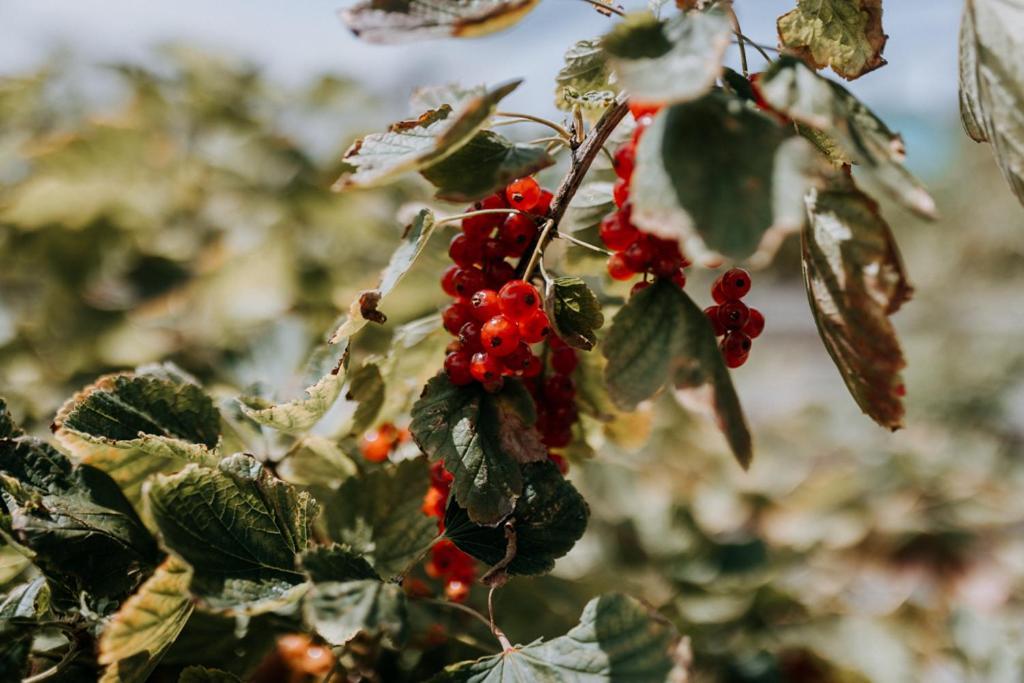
341,0,539,43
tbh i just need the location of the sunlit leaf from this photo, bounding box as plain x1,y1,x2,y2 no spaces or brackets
777,0,887,80
555,39,619,112
341,0,539,43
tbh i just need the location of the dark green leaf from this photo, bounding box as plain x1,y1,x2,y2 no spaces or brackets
178,667,241,683
603,280,751,468
959,0,1024,205
0,436,158,601
777,0,887,80
421,130,555,202
555,39,618,112
346,361,386,436
145,454,317,615
802,179,911,430
0,400,20,439
323,458,438,578
0,577,50,680
299,545,407,648
544,276,604,351
603,9,731,105
429,593,677,682
334,81,520,189
341,0,539,43
444,461,589,575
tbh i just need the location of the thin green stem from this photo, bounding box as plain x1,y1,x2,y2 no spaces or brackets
522,219,555,281
419,597,495,633
435,208,526,228
732,34,775,62
495,112,572,140
557,231,613,256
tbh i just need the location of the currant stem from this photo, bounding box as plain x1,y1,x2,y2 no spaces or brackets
579,0,626,17
495,112,572,140
556,231,614,256
726,4,749,78
732,33,775,61
488,585,513,651
436,208,527,228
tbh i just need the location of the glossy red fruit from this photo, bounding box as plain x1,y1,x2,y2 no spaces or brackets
743,307,765,338
599,212,639,252
551,346,578,375
470,289,501,322
711,277,728,304
517,308,551,343
485,259,516,289
623,238,653,272
535,189,554,215
360,429,392,463
630,280,651,297
482,237,506,261
462,195,507,239
442,301,474,335
444,351,474,385
480,315,520,356
502,342,534,376
721,331,752,368
607,253,635,281
704,306,726,336
449,233,483,267
498,280,541,319
470,352,503,383
614,144,635,181
720,267,752,300
453,266,487,297
499,213,536,256
505,177,542,212
612,179,629,208
522,354,542,378
441,265,460,296
718,301,749,331
457,321,483,353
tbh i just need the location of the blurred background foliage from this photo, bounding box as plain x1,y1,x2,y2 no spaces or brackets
2,48,1024,682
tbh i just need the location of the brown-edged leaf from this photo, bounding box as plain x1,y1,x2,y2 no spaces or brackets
777,0,888,80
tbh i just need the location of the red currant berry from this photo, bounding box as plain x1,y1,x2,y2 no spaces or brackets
469,289,501,322
607,253,635,281
599,212,639,252
535,189,554,216
623,237,654,272
453,266,487,297
484,259,516,289
470,352,503,383
704,306,726,336
551,346,578,375
502,342,534,376
651,251,682,278
670,269,687,289
444,351,474,385
449,233,483,268
742,307,764,338
612,179,629,208
441,265,460,296
499,213,536,257
548,403,578,427
720,267,752,300
522,354,542,378
505,177,541,212
462,195,507,239
545,375,575,403
442,301,473,335
457,321,483,353
613,144,635,181
711,277,728,304
498,280,541,319
480,315,520,356
482,237,506,262
629,101,662,120
632,116,654,144
542,427,572,449
630,280,651,297
721,331,752,368
548,452,569,474
517,308,551,343
719,300,749,331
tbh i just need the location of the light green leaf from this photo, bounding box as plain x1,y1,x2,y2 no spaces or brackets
421,130,555,202
330,209,437,343
299,545,407,648
178,667,241,683
99,557,194,683
429,593,677,682
346,361,386,436
758,56,937,219
52,367,221,508
959,0,1024,205
376,315,451,425
444,461,588,576
555,39,618,112
278,436,359,493
341,0,539,43
802,179,911,431
145,454,317,615
603,280,751,468
562,182,615,270
334,81,520,189
0,545,31,586
777,0,887,80
602,9,731,106
323,458,438,579
544,276,605,351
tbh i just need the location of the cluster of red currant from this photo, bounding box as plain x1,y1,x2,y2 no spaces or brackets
599,104,689,293
358,421,410,462
703,268,764,368
422,461,476,602
525,336,578,472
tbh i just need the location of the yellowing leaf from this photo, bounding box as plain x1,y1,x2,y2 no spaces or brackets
777,0,888,80
341,0,539,43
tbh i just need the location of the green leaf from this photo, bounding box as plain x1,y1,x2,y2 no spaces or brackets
277,436,359,491
758,56,937,219
429,593,677,682
603,280,751,468
410,375,545,526
602,9,731,106
334,81,520,189
543,277,605,351
421,130,555,202
330,209,438,343
562,182,615,270
802,179,911,431
52,367,221,508
145,454,317,615
0,577,50,679
630,93,814,263
376,315,451,424
346,361,386,436
341,0,539,43
444,461,589,575
0,545,31,586
98,557,194,683
0,436,158,600
777,0,887,80
299,545,407,648
323,458,438,578
555,39,618,112
0,399,20,439
178,667,241,683
959,0,1024,205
